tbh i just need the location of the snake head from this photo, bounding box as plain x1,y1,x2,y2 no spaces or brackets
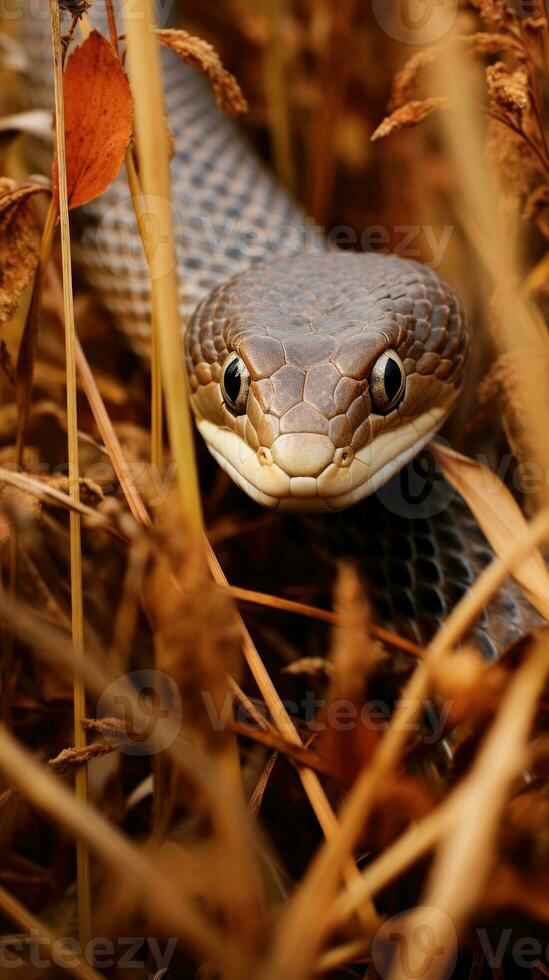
185,253,470,512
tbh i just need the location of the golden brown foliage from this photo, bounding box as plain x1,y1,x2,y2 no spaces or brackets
487,61,529,113
477,349,549,464
157,28,248,116
53,30,133,209
147,493,241,745
371,97,449,142
0,2,547,976
0,179,45,324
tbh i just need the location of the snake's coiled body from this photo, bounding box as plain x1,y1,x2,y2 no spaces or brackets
17,1,542,657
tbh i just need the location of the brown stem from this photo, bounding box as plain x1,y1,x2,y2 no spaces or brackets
518,21,549,163
306,0,358,225
486,109,549,173
15,198,58,468
104,0,120,56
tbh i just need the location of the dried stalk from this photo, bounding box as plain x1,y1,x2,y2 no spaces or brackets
0,590,263,967
121,0,248,836
259,504,549,980
0,722,242,977
436,46,549,492
48,0,90,946
386,640,549,980
73,331,151,527
207,544,379,926
102,0,163,481
15,197,57,466
0,883,102,980
306,0,357,224
122,0,203,534
261,0,296,193
225,584,425,659
0,467,120,531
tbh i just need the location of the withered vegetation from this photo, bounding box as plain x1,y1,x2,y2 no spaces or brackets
0,2,547,979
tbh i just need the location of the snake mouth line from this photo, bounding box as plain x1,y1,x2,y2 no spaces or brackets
196,401,454,513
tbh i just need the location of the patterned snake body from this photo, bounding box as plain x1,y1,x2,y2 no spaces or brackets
17,2,541,656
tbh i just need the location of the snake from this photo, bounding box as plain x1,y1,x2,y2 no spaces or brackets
15,0,542,660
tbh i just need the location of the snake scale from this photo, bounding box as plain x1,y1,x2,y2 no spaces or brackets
17,0,542,660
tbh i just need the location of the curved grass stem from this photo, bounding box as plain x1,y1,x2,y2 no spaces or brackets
48,0,91,948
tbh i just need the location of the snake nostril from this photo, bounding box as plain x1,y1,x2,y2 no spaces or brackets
257,447,273,466
333,447,354,469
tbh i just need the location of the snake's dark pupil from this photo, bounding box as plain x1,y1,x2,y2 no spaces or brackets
224,359,242,405
384,357,402,403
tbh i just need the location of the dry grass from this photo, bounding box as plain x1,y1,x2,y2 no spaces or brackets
0,2,547,979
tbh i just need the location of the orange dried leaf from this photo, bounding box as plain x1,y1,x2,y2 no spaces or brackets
53,30,133,210
432,442,549,619
156,29,248,116
371,97,449,142
0,178,47,324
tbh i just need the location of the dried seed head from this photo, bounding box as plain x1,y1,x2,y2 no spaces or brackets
389,50,438,112
487,61,529,114
157,29,248,116
371,97,450,142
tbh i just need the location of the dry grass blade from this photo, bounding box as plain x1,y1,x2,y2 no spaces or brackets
15,196,57,466
123,0,213,833
0,588,263,970
258,505,549,980
0,466,110,524
433,442,549,618
225,584,425,658
434,45,549,494
48,0,90,945
73,330,151,528
123,0,203,536
387,639,549,980
306,0,357,224
42,226,150,528
0,722,243,977
228,719,337,779
0,883,102,980
330,795,456,929
206,543,379,926
260,0,296,192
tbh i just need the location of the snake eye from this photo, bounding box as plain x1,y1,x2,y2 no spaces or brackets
221,353,251,413
369,350,406,414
